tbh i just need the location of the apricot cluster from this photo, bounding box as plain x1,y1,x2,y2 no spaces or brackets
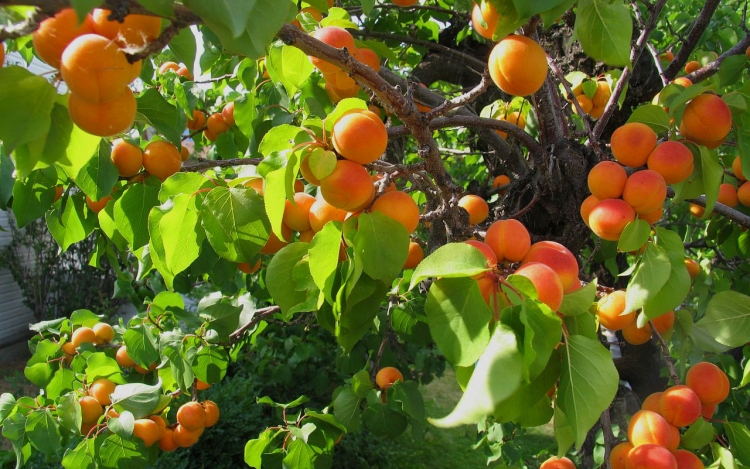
732,156,750,208
610,362,729,469
202,102,236,141
156,400,220,450
566,78,610,119
595,292,674,345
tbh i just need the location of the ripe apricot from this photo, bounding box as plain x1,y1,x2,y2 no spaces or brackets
133,418,160,447
488,35,548,97
53,185,64,203
622,170,667,214
88,378,116,406
172,424,202,447
673,77,693,88
622,320,652,345
86,194,112,214
521,241,579,293
68,87,137,137
143,140,182,181
572,95,593,115
672,450,704,469
309,27,356,74
260,224,293,255
358,48,380,72
238,259,261,274
700,402,717,420
206,113,230,135
111,139,143,177
592,81,611,108
116,346,136,368
180,146,190,161
392,0,419,6
176,65,191,79
80,395,104,424
684,258,700,279
292,7,323,28
309,198,348,232
203,400,220,427
717,183,738,207
299,230,315,243
158,61,179,74
610,442,634,469
652,311,675,335
493,174,511,193
659,385,701,427
221,102,235,126
626,444,677,469
319,160,373,211
732,156,746,181
471,1,498,41
158,428,179,452
685,362,730,405
588,161,627,200
32,9,95,69
376,367,404,390
660,50,674,62
177,402,206,431
738,181,750,207
92,9,162,48
458,195,489,225
647,141,694,184
641,392,663,412
350,184,376,212
372,174,396,193
588,198,636,241
404,242,424,269
283,192,316,232
495,111,526,139
62,341,77,356
465,240,498,269
639,206,662,225
540,456,576,469
370,191,420,233
580,194,600,227
149,415,167,438
596,290,635,331
689,203,705,218
684,61,701,74
134,362,157,374
72,327,97,347
610,123,658,168
93,322,114,345
627,410,673,447
680,94,732,148
187,109,207,131
513,262,564,311
484,219,531,263
332,110,388,165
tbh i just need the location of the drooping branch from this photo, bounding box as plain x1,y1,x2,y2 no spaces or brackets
684,34,750,84
663,0,722,80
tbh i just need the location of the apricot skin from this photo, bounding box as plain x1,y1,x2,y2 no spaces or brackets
403,242,424,269
580,194,600,227
625,444,677,469
596,290,635,331
622,170,667,215
539,456,576,469
588,161,627,200
659,385,702,427
627,410,673,447
685,362,730,405
588,199,636,241
308,27,356,74
484,219,531,263
680,94,732,147
332,110,388,165
375,367,404,390
488,35,548,97
471,1,498,40
672,450,704,469
33,9,95,69
513,262,564,311
622,320,652,345
457,195,489,225
521,241,579,293
283,192,316,232
647,141,694,184
610,123,658,168
370,191,420,233
610,442,634,469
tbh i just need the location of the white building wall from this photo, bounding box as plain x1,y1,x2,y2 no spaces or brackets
0,211,36,348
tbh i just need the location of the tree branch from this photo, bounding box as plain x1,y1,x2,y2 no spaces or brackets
345,3,471,20
228,305,281,343
685,34,750,84
424,69,492,119
182,157,262,172
663,0,722,80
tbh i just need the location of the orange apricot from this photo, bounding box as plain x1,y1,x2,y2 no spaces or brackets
111,138,143,177
68,87,137,137
86,194,112,214
488,35,548,97
484,219,531,263
641,392,663,413
392,0,419,6
492,174,510,193
309,197,348,232
260,224,292,255
588,198,636,241
639,206,662,225
458,195,489,225
116,346,136,368
283,192,316,232
92,9,161,48
244,177,265,195
404,242,424,269
158,61,179,74
375,367,404,390
62,341,77,356
673,77,693,88
158,428,179,451
627,410,673,447
732,156,746,181
319,160,374,211
652,311,674,334
308,27,356,74
592,80,611,108
700,402,716,420
610,442,634,469
206,113,230,135
79,395,104,424
660,50,674,62
680,94,732,148
622,170,667,215
622,320,652,345
358,48,380,72
32,9,95,69
332,110,388,165
89,378,116,406
370,191,420,233
187,109,207,131
689,203,705,218
92,322,114,344
133,418,160,447
659,385,702,428
684,258,700,279
513,262,564,311
465,240,498,269
626,444,677,469
203,400,220,428
684,61,701,74
176,65,191,80
596,290,635,331
177,402,206,431
521,241,579,293
588,161,628,200
685,362,730,405
495,111,526,139
717,183,738,207
540,456,576,469
292,7,323,28
738,181,750,207
72,327,97,347
53,185,64,203
672,450,704,469
143,140,182,181
204,128,218,141
573,95,594,115
237,259,261,274
221,101,235,126
149,415,167,438
610,123,658,168
580,194,600,227
172,424,202,448
646,141,694,184
299,230,315,243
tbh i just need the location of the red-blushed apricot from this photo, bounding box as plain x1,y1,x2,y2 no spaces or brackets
471,1,498,40
652,311,675,335
513,262,564,311
331,110,388,165
465,240,498,269
260,224,292,255
684,61,701,74
111,138,143,177
488,35,548,97
80,395,104,424
72,327,97,347
283,192,316,232
495,111,526,139
116,346,136,368
68,88,137,137
626,444,677,469
177,402,206,431
187,109,207,131
680,94,732,148
623,170,667,214
647,141,694,184
627,410,674,447
641,392,663,413
588,198,636,241
308,27,356,74
580,194,601,227
493,174,511,193
237,259,261,275
309,198,348,232
521,241,579,293
89,378,116,406
484,219,531,263
203,400,220,427
143,140,182,181
92,9,161,48
596,290,635,331
370,191,420,233
33,9,95,69
404,242,424,269
610,442,634,469
738,181,750,207
700,402,717,420
392,0,419,6
458,195,489,225
588,161,627,200
685,362,730,405
684,258,700,279
717,183,739,207
610,123,658,168
622,320,652,345
540,456,576,469
476,273,504,308
319,160,373,211
349,183,376,212
376,367,404,390
666,424,680,451
53,185,64,203
672,450,705,469
133,418,160,447
93,322,114,345
172,424,202,448
732,156,746,181
659,385,702,427
358,48,380,72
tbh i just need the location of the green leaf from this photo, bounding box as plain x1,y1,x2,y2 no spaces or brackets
363,403,408,438
110,381,163,419
98,432,148,469
57,393,82,433
430,325,523,427
694,291,750,348
12,166,57,228
14,102,74,178
354,212,410,282
198,299,242,341
724,422,750,463
0,147,14,210
699,146,724,217
680,416,716,450
333,388,362,432
517,300,562,381
107,412,135,439
624,243,671,314
56,125,101,185
574,0,632,67
267,243,314,316
76,140,119,202
352,370,374,399
510,0,566,19
409,243,489,289
193,346,229,384
158,172,214,203
25,409,61,456
424,277,492,367
617,219,651,253
558,335,618,449
115,183,160,250
309,221,343,305
626,105,671,134
135,88,184,147
138,0,174,16
558,280,597,317
0,393,15,425
46,193,97,253
324,98,368,132
0,66,56,153
553,405,576,457
719,55,747,88
123,326,160,369
389,380,425,423
244,430,276,468
337,274,389,352
267,44,315,97
494,351,561,424
62,439,95,469
641,228,691,321
282,439,316,469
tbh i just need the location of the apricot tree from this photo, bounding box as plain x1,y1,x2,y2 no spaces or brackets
1,0,750,468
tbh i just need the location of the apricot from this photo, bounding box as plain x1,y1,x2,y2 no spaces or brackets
573,94,593,115
132,419,160,447
392,0,419,5
319,160,373,211
158,61,179,74
627,410,673,447
488,35,548,97
62,341,77,356
244,177,265,195
143,140,182,181
172,424,202,448
717,183,738,207
86,194,111,214
260,224,293,255
80,395,104,424
622,170,667,214
580,194,600,227
68,88,137,137
220,101,235,127
610,123,658,168
176,66,192,80
641,392,663,412
372,174,396,193
689,203,705,218
92,9,161,48
639,206,663,225
61,34,141,103
116,346,136,368
309,198,348,232
458,195,489,225
652,310,675,335
299,230,315,243
513,262,564,311
592,81,611,108
404,242,424,269
134,363,157,374
358,48,380,72
308,27,356,74
72,327,97,347
492,174,511,193
376,367,404,390
91,323,114,345
588,198,636,241
700,402,717,419
206,113,229,135
646,141,694,184
32,9,95,69
88,378,116,406
684,61,701,74
588,161,627,200
332,110,388,165
673,77,693,88
610,442,634,469
292,7,323,28
476,273,503,307
680,94,732,148
685,362,730,405
484,219,531,263
237,259,261,274
672,450,704,469
521,241,579,293
659,385,701,428
370,191,420,233
738,181,750,207
495,111,526,139
626,444,677,469
596,290,635,331
203,400,220,427
53,185,64,203
588,105,605,119
350,183,376,212
732,156,746,181
149,415,167,438
465,240,498,269
622,320,652,345
660,50,674,62
177,401,206,431
540,456,576,469
158,428,179,452
187,109,207,131
110,138,143,177
283,192,316,232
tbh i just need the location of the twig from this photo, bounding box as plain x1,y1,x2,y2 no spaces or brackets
649,321,680,384
228,305,281,343
345,3,470,20
600,408,616,469
125,20,192,63
424,70,492,119
685,34,750,84
181,157,263,172
664,0,722,80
